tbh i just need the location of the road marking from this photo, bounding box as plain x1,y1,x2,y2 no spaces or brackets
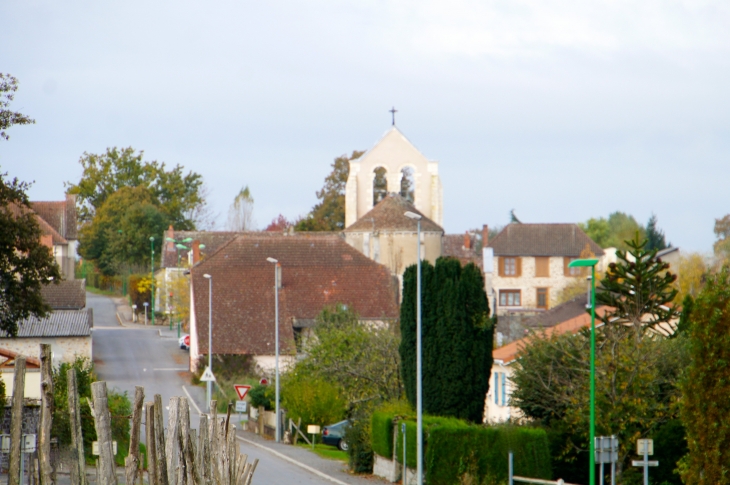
235,435,349,485
182,386,203,414
154,368,189,371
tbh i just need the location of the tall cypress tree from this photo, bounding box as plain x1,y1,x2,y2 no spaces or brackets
399,257,494,423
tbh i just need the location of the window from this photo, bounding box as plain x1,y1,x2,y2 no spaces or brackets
400,167,415,202
499,257,521,277
537,288,549,309
535,257,550,277
564,257,583,276
499,290,521,306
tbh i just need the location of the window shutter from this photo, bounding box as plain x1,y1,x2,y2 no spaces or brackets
535,257,549,277
563,257,570,276
498,257,505,277
516,257,522,277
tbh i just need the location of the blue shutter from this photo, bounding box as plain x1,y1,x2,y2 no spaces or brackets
494,373,499,404
501,373,506,406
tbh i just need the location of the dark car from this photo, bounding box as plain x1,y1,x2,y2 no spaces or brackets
321,420,351,451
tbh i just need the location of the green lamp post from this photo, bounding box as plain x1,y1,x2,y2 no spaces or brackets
165,237,204,336
568,257,600,485
150,236,155,326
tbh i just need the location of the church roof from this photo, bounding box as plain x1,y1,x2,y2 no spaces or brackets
344,194,443,233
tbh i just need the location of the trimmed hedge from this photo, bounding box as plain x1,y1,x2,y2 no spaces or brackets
371,411,395,458
395,416,466,469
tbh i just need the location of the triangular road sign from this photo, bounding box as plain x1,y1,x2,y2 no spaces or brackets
234,384,252,400
200,366,216,382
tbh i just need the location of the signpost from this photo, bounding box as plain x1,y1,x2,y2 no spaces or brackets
402,422,407,485
234,384,251,400
200,367,216,383
631,439,657,485
595,436,619,485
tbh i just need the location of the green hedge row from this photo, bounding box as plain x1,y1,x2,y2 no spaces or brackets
372,412,551,485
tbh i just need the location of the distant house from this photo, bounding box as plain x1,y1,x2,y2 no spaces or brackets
485,224,604,315
189,233,399,374
0,279,92,398
442,227,485,268
343,194,443,279
31,195,79,280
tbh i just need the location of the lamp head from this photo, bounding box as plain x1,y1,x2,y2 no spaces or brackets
404,211,422,220
150,236,155,241
199,244,206,249
176,244,187,249
267,257,278,264
568,258,599,268
166,237,175,242
203,274,212,279
182,237,193,243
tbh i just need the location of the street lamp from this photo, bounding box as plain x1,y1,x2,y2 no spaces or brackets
150,237,155,326
203,273,213,411
266,257,281,443
568,258,600,485
403,210,423,485
165,237,202,336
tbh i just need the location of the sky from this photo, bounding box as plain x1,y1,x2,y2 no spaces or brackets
1,0,729,253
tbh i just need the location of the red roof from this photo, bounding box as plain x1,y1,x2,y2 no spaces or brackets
191,233,399,356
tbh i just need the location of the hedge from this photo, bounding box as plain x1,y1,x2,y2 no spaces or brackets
426,423,551,485
394,416,466,469
371,411,395,458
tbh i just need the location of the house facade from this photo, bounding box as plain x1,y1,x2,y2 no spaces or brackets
486,224,604,315
31,195,79,280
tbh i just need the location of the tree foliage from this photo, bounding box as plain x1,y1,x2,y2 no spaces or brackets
714,214,730,261
645,213,668,251
579,212,647,250
292,303,402,413
0,74,34,141
226,185,255,231
66,146,204,228
282,375,346,427
265,214,292,232
296,151,364,231
0,174,61,336
400,258,494,423
680,268,730,484
675,253,708,303
78,186,168,276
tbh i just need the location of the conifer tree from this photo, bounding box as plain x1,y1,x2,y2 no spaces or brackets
645,214,668,251
399,258,493,422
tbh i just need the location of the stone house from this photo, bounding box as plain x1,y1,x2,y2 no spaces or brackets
485,223,604,315
31,194,79,280
188,233,399,374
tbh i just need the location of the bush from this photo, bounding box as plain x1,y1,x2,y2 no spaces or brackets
346,418,374,474
282,376,346,428
248,384,275,411
426,423,551,485
129,274,151,313
371,400,414,458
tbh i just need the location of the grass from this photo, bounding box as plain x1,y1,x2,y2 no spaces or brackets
296,442,348,462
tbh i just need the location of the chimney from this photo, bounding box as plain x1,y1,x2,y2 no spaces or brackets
192,240,201,265
482,224,489,247
165,225,175,251
463,232,471,250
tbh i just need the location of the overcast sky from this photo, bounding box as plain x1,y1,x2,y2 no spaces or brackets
1,1,728,252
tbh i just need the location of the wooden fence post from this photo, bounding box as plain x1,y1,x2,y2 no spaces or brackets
154,395,169,485
166,397,179,485
38,345,53,485
9,356,26,485
125,386,144,485
67,368,86,485
91,381,118,485
145,402,157,485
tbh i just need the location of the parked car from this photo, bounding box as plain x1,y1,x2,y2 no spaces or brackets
321,420,351,451
179,334,190,350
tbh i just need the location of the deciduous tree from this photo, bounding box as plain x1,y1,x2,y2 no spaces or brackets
0,174,61,336
0,74,34,141
226,185,255,231
579,212,646,250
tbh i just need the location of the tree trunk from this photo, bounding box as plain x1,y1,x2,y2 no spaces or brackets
9,356,26,485
91,381,117,485
145,402,157,485
38,345,54,485
67,369,86,485
125,387,144,485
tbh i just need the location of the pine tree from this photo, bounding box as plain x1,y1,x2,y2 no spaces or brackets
399,258,494,422
680,267,730,484
645,214,668,251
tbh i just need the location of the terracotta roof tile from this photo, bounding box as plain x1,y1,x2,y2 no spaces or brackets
30,195,77,240
442,234,482,267
344,194,443,233
40,280,86,310
191,233,399,356
488,223,604,257
5,203,67,245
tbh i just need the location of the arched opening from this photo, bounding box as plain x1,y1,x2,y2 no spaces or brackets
373,167,388,205
400,167,415,202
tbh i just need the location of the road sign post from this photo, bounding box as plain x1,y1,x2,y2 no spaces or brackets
632,439,657,485
200,367,216,383
234,384,251,400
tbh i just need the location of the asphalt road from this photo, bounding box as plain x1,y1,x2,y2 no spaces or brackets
88,292,367,485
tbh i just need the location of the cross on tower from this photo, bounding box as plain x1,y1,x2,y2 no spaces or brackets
389,106,398,126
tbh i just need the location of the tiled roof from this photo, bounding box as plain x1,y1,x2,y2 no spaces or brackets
442,234,482,267
2,309,93,338
162,231,241,268
494,306,608,364
520,294,591,330
31,195,77,240
40,280,86,310
488,223,604,257
5,202,67,245
344,194,443,233
191,233,399,356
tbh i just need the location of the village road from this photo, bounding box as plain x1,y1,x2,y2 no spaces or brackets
88,293,370,485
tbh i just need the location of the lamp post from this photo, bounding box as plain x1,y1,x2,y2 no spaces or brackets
568,258,600,485
166,237,195,334
266,257,281,443
203,273,213,411
404,210,423,485
150,237,155,326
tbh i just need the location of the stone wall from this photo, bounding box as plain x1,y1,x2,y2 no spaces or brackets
0,337,92,368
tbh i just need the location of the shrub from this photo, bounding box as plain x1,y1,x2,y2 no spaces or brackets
282,376,346,427
346,418,374,474
128,274,151,313
371,400,414,458
248,384,275,411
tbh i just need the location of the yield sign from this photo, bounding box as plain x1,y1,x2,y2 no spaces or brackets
234,384,252,400
200,367,216,382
